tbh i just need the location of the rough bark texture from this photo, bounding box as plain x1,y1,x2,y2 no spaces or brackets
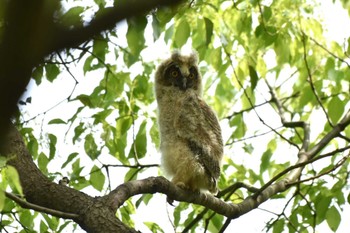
1,123,137,233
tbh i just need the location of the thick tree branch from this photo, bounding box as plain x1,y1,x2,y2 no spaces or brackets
106,108,350,220
52,0,182,51
0,0,182,147
1,123,137,233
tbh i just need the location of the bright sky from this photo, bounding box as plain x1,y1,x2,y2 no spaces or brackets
19,1,350,232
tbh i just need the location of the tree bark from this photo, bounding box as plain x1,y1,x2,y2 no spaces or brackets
1,123,137,233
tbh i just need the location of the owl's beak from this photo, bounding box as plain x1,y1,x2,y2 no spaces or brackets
180,77,187,90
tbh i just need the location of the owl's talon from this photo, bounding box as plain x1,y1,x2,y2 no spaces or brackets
174,182,187,190
166,196,174,205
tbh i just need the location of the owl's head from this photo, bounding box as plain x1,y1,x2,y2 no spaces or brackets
155,51,202,94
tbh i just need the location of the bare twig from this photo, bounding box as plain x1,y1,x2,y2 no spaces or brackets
310,37,350,69
226,126,283,145
301,32,333,127
223,48,299,149
266,81,310,152
288,152,350,186
254,145,350,197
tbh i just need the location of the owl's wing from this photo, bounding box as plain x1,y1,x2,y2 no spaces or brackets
174,93,223,181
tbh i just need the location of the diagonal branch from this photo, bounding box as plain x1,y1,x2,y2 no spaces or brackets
52,0,182,52
288,152,350,186
106,107,350,220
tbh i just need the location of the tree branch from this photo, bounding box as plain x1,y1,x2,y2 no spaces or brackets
0,0,183,149
5,192,79,219
2,123,137,233
301,32,333,127
266,81,310,152
288,151,350,186
52,0,182,52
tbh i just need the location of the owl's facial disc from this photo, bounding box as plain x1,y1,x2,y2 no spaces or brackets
165,64,198,91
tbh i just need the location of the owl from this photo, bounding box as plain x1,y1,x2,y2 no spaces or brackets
155,51,223,195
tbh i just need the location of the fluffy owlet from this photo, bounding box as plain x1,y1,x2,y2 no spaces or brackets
155,51,223,195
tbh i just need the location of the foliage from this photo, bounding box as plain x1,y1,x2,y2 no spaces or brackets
1,0,350,232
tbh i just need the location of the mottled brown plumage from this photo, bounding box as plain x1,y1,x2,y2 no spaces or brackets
155,51,223,194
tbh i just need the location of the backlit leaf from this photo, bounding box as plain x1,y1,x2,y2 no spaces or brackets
84,134,100,160
175,18,190,48
326,206,341,232
328,96,344,124
248,65,258,90
45,64,60,82
90,165,105,191
3,166,23,195
204,17,213,45
0,190,5,211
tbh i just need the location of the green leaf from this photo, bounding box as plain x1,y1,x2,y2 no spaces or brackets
76,94,93,108
0,156,6,168
61,152,79,169
84,134,100,160
45,64,60,82
42,214,59,230
83,56,95,74
124,168,138,182
90,165,105,191
116,116,132,137
175,18,190,48
315,194,332,224
32,65,44,85
20,210,34,228
263,6,272,21
126,16,147,56
0,190,5,211
152,14,162,41
48,118,66,124
328,96,344,124
48,134,57,160
272,219,285,233
40,220,48,233
204,17,213,45
60,6,84,27
260,149,272,173
326,206,341,232
144,222,165,233
129,121,147,159
2,166,23,195
150,120,160,148
135,194,152,208
73,122,85,144
92,38,108,63
164,24,174,43
248,65,258,90
38,152,49,174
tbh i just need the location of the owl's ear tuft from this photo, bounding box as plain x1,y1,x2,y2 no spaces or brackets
171,50,181,61
189,51,198,65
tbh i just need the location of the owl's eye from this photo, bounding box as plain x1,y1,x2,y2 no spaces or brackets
189,73,195,79
171,70,179,77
